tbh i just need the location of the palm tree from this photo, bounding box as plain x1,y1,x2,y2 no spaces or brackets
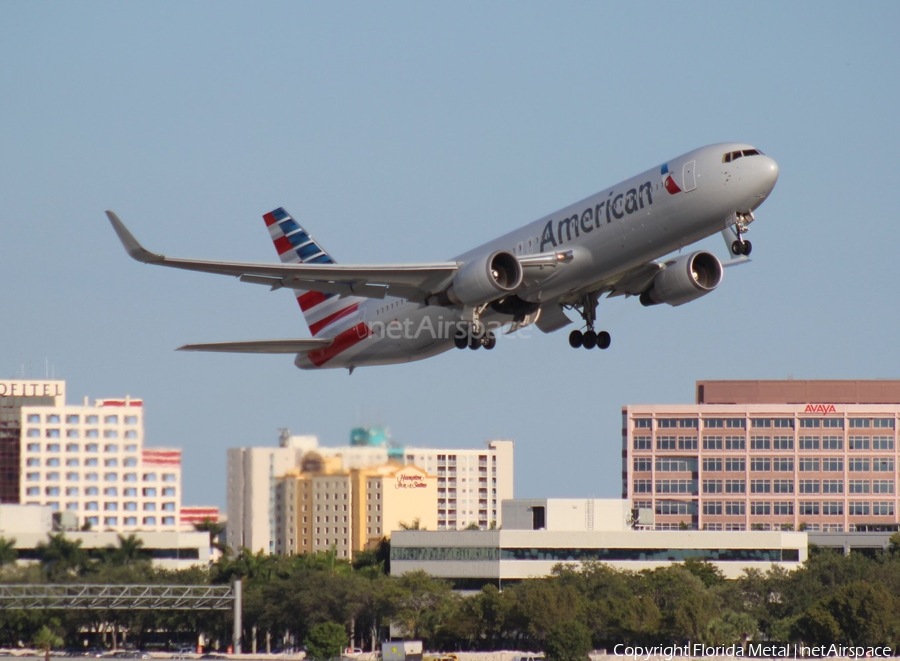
109,533,150,566
0,537,17,567
36,533,91,581
193,517,227,553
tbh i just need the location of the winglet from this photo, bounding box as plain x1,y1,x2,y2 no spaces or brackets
105,210,164,263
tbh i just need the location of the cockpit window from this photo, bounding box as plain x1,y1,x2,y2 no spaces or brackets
722,149,764,163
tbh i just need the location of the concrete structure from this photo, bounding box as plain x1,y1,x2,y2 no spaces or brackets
392,498,808,585
227,430,513,554
623,380,900,532
274,456,437,557
0,503,210,569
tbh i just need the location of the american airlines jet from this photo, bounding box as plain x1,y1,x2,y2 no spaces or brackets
107,143,778,372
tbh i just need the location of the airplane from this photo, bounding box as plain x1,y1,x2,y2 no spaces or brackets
107,142,779,372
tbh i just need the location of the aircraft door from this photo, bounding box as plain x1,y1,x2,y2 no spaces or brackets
682,160,697,192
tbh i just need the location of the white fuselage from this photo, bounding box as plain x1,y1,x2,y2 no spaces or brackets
296,142,778,369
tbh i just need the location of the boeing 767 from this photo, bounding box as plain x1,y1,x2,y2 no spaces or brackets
107,142,778,371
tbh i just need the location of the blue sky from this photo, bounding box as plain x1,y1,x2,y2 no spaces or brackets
3,3,899,510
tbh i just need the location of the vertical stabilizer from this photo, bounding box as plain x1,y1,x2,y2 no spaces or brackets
263,208,365,337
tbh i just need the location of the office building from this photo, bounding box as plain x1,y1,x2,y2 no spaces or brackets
622,380,900,532
391,498,807,585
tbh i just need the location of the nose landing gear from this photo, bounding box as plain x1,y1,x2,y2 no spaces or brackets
729,212,753,256
567,294,611,350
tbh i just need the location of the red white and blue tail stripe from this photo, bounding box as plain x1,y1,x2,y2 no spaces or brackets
263,208,366,340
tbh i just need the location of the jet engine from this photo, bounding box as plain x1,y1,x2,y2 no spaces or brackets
640,251,723,307
446,250,524,307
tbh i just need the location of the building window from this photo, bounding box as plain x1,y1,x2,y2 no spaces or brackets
46,443,60,452
750,436,771,450
142,517,156,525
725,480,745,494
104,415,118,425
104,459,118,467
633,480,652,494
85,443,98,452
799,458,820,472
124,517,137,526
750,458,771,472
773,479,794,494
750,479,771,493
704,419,724,428
799,480,820,494
873,436,894,450
125,415,138,425
822,436,843,450
656,436,676,450
86,502,99,511
703,479,723,494
849,502,870,516
103,431,118,439
124,473,137,482
633,458,652,472
724,501,745,516
143,473,157,482
162,516,175,526
124,502,137,511
677,436,698,450
799,502,820,516
849,436,870,450
773,436,794,450
142,488,157,497
703,458,722,472
702,501,722,515
702,436,723,450
874,458,895,472
849,458,870,472
162,487,175,496
873,480,894,494
849,418,870,429
27,414,40,423
633,436,651,450
799,437,820,450
634,419,652,429
823,458,844,472
86,430,98,438
822,502,843,516
104,502,118,511
849,480,870,494
162,473,177,482
823,480,844,493
143,503,156,511
66,430,80,438
724,436,745,450
873,502,894,516
725,458,745,472
750,501,771,515
773,501,794,515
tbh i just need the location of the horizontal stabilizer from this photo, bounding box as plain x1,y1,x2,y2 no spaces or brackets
177,339,333,354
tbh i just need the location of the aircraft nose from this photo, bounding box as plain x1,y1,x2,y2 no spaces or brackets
761,156,779,193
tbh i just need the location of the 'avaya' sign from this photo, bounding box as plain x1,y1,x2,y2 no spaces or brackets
804,404,837,414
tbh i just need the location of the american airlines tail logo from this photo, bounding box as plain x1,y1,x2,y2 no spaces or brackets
804,404,837,414
661,163,681,195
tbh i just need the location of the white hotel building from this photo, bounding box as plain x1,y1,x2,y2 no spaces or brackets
11,380,183,532
227,430,514,554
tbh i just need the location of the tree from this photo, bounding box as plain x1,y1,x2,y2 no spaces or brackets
36,533,91,581
398,518,423,530
544,620,591,661
107,534,151,566
304,622,347,661
0,537,17,567
194,518,227,553
33,625,63,661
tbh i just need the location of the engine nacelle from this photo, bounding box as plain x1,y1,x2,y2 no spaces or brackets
446,250,524,307
640,251,723,307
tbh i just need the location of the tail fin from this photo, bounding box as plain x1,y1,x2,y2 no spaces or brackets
263,208,365,337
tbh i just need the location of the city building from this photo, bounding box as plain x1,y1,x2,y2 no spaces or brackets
0,504,210,569
2,379,213,535
1,380,66,504
622,380,900,532
391,498,808,586
227,428,513,554
274,454,437,557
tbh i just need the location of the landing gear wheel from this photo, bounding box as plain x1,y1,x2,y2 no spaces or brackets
454,332,468,350
568,329,583,349
597,331,611,350
582,330,598,349
741,240,752,256
483,332,497,350
732,240,743,256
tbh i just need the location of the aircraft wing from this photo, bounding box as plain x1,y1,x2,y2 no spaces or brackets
107,211,572,302
177,339,333,354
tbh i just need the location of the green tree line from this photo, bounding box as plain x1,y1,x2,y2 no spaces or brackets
1,534,900,655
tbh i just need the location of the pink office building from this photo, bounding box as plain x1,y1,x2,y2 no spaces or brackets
622,381,900,532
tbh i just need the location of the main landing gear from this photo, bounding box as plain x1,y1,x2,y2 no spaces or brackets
730,212,753,256
453,316,497,351
567,294,611,350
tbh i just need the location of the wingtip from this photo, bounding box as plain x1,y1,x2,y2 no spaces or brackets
106,210,161,263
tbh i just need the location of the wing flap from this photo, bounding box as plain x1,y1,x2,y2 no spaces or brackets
177,339,333,354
